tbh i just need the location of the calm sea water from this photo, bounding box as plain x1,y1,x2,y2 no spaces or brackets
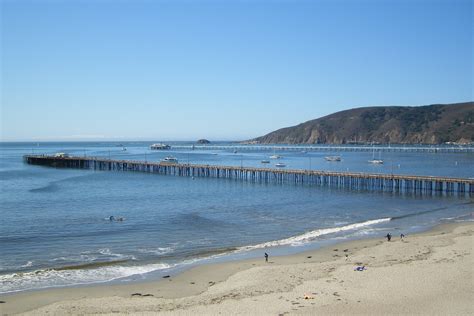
1,142,473,293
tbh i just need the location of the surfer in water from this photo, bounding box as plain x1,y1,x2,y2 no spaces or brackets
109,216,124,222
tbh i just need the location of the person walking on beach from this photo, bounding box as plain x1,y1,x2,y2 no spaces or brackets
264,252,269,262
386,233,392,242
400,233,405,241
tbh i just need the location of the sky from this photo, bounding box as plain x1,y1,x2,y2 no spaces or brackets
1,0,472,141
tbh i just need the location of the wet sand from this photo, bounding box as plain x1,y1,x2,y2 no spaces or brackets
1,222,473,315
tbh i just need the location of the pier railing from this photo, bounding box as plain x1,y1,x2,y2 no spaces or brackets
24,155,474,196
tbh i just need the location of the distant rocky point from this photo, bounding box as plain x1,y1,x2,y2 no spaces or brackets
248,102,474,145
197,139,211,144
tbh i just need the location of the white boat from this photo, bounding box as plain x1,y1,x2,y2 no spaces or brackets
261,160,270,164
162,156,178,163
275,162,286,167
325,156,341,162
369,145,384,164
150,143,171,150
269,154,281,159
368,159,384,164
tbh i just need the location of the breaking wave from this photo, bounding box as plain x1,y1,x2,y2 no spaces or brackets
0,262,172,294
237,218,391,251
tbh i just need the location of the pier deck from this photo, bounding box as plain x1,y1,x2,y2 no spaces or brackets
24,155,474,196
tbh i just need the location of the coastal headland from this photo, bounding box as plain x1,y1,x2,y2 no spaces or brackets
2,221,472,315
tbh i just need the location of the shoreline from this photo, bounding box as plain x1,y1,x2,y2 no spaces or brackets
1,221,472,315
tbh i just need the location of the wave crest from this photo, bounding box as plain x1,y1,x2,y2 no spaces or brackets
0,262,172,294
237,218,391,251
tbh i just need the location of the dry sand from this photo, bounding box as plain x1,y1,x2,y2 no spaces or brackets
1,222,473,315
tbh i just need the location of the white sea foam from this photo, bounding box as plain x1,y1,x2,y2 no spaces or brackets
237,218,391,251
20,261,33,268
137,247,174,256
0,262,172,294
51,249,135,263
98,248,136,260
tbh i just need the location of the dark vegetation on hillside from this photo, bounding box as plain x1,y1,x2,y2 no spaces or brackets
248,102,474,145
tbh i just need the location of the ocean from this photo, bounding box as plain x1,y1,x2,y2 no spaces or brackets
1,141,473,294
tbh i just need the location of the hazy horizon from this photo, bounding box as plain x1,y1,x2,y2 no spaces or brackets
1,100,473,142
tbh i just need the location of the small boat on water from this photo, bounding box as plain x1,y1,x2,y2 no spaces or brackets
150,143,171,150
270,154,281,159
261,160,270,164
275,162,286,168
325,156,341,162
162,156,178,163
369,146,383,164
368,159,384,164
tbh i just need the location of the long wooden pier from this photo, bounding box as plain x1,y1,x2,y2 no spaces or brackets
173,144,474,153
24,155,474,196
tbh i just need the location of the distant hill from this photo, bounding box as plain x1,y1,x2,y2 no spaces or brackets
249,102,474,145
197,139,211,144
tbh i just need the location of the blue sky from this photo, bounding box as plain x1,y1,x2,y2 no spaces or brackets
1,0,472,141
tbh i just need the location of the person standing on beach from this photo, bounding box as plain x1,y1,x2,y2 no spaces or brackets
386,233,392,241
264,252,268,262
400,233,405,241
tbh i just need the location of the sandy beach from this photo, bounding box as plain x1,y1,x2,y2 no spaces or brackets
1,222,472,315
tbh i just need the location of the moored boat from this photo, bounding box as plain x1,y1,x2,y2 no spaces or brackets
368,159,384,164
325,156,341,162
162,156,178,163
